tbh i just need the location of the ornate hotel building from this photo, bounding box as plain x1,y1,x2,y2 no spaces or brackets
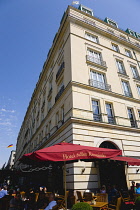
15,4,140,191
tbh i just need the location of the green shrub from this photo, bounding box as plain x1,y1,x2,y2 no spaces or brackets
71,202,93,210
135,196,140,203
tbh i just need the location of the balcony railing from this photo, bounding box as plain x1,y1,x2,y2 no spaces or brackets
130,119,137,128
133,75,140,81
86,55,107,67
93,114,102,122
89,79,112,91
108,116,116,124
118,69,127,75
56,62,65,80
124,90,132,98
55,85,65,102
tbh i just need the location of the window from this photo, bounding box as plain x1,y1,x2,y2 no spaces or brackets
92,100,101,121
85,33,98,43
104,18,118,28
58,80,64,93
90,71,105,89
79,5,93,16
56,112,59,125
137,86,140,96
61,106,64,122
138,110,140,118
88,49,102,65
130,65,139,79
48,121,51,132
112,43,119,52
125,49,132,58
48,98,51,111
122,81,132,97
128,108,136,127
106,103,115,124
116,60,126,74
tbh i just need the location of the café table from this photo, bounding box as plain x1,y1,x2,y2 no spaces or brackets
89,202,108,210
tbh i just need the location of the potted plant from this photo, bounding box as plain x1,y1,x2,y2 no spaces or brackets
135,196,140,210
71,202,93,210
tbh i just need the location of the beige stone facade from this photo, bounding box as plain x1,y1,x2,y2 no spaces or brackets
15,5,140,191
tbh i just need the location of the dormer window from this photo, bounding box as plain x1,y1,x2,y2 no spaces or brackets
126,28,136,37
104,17,118,28
78,4,93,16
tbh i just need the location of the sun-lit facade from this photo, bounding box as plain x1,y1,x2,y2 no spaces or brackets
15,4,140,191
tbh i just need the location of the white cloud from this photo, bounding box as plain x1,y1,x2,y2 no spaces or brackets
0,108,15,113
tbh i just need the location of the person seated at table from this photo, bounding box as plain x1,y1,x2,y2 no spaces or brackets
0,185,8,199
100,185,106,193
130,181,136,194
44,193,57,210
136,183,140,194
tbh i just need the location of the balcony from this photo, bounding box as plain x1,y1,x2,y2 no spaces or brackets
86,55,107,68
107,116,116,124
55,85,65,102
89,79,111,91
56,62,65,80
133,75,140,81
124,91,132,98
130,119,137,128
93,114,102,122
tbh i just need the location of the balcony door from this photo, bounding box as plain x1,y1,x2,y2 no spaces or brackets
88,50,101,64
90,71,105,89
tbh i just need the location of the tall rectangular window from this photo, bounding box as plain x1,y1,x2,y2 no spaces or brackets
116,60,126,74
61,106,64,122
85,33,98,43
122,81,132,97
88,49,102,65
138,110,140,118
56,112,59,125
106,103,115,124
90,71,105,87
92,100,101,121
112,44,119,52
125,49,132,58
137,86,140,96
128,108,136,127
130,66,139,79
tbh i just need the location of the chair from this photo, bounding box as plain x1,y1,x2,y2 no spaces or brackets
35,192,39,202
108,197,121,210
96,193,108,202
56,191,69,210
83,192,93,201
76,191,84,202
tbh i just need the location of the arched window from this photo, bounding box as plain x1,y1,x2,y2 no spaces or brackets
99,141,118,149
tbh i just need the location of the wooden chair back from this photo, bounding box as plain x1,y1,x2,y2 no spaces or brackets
35,192,39,202
76,191,83,202
57,191,69,210
96,193,108,202
116,197,122,210
84,192,93,201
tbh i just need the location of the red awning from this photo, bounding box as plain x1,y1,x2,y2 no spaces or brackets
110,156,140,166
20,142,122,163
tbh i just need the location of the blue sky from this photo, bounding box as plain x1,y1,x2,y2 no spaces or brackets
0,0,140,168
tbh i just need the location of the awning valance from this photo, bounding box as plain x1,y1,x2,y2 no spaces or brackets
110,156,140,166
